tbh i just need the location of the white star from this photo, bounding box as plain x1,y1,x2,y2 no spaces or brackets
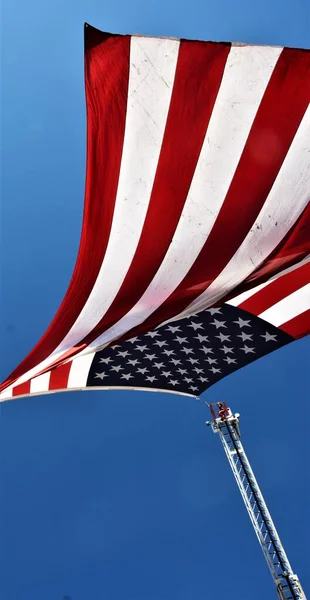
234,317,251,328
111,365,123,372
200,346,214,355
216,333,231,343
95,371,109,380
127,359,140,366
145,354,157,361
166,325,181,334
162,370,172,378
170,358,181,366
177,368,188,375
184,377,193,383
193,367,204,374
154,340,168,348
224,357,237,364
195,334,209,343
209,367,221,374
121,373,134,380
154,362,164,369
205,357,217,365
220,345,234,355
135,345,148,352
137,367,149,374
111,344,121,349
210,319,227,329
168,380,179,386
189,386,199,392
99,357,113,364
174,336,188,344
146,331,160,338
237,332,253,342
188,321,204,331
117,350,131,358
206,307,222,315
181,347,194,355
187,358,199,365
198,376,209,382
127,336,140,343
163,349,175,356
241,345,255,354
261,332,277,342
146,375,157,383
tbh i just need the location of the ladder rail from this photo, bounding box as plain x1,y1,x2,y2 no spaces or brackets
221,422,297,600
219,426,288,583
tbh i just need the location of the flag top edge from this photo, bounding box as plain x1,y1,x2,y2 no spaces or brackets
84,22,310,52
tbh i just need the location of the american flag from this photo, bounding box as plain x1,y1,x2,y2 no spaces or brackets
0,24,309,401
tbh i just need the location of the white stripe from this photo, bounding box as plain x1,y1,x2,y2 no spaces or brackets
30,372,50,394
0,387,13,401
228,279,276,307
72,46,283,354
259,284,310,326
1,38,180,391
228,255,310,307
176,106,310,318
67,353,95,388
55,37,180,349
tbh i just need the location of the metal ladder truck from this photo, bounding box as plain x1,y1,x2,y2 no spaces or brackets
206,401,307,600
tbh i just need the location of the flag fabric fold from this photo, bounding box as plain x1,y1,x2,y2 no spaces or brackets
1,257,308,401
0,25,309,400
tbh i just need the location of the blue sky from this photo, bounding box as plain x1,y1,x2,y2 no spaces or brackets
0,0,309,599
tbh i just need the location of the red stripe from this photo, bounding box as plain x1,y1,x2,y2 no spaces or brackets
239,261,310,315
241,203,310,290
12,381,30,397
114,47,310,338
0,29,131,393
222,205,310,305
49,362,72,391
280,309,310,338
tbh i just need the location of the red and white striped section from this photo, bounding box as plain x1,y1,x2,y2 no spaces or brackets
0,25,309,398
228,257,310,338
2,354,95,402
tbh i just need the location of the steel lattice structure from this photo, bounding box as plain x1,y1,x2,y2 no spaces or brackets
206,402,306,600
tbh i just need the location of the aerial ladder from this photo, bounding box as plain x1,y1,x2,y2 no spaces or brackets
206,402,307,600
